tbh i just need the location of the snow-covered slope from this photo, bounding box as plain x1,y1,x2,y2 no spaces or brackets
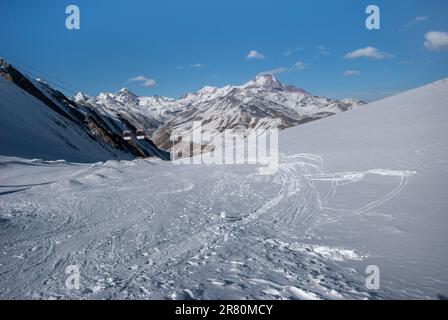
0,59,170,162
1,79,446,299
277,78,448,299
154,74,364,150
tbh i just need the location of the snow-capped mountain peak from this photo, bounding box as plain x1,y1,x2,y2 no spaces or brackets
243,73,283,89
117,87,135,96
197,86,219,94
74,92,91,101
116,87,139,104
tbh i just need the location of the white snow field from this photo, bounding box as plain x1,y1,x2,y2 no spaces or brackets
0,79,447,299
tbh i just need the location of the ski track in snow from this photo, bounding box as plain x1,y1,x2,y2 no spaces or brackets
0,155,413,299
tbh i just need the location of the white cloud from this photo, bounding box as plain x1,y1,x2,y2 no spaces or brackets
344,47,394,60
247,50,265,60
261,67,287,75
344,70,361,77
415,16,428,22
128,76,146,82
424,31,448,51
294,61,308,70
261,61,308,75
177,63,205,69
317,45,330,56
282,47,303,56
188,63,205,68
401,16,427,30
128,75,156,87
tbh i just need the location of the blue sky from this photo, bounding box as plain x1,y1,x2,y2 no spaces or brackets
1,0,447,101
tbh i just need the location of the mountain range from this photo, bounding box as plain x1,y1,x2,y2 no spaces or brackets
1,59,364,161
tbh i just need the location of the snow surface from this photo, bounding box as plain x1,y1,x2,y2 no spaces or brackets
0,79,447,299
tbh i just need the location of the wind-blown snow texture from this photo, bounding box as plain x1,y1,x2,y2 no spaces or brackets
0,79,447,299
